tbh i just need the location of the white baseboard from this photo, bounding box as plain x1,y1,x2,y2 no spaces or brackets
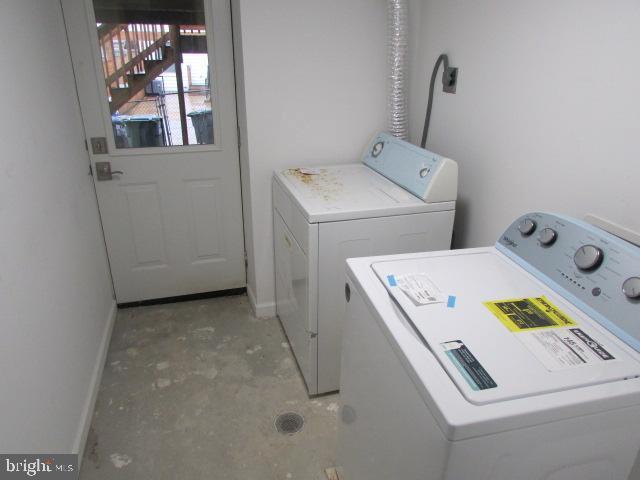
72,300,117,461
247,284,276,318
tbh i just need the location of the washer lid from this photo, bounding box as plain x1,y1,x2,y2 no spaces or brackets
371,251,640,406
274,164,453,223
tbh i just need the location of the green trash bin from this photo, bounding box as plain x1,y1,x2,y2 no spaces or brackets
111,115,130,148
111,115,165,148
187,108,214,144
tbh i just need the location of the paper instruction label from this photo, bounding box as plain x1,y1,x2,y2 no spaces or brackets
517,327,617,371
392,273,446,306
484,296,578,332
442,340,497,391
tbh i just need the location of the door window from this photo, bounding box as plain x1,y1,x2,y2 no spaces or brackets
92,0,214,148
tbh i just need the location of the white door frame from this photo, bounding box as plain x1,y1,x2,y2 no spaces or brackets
62,0,247,303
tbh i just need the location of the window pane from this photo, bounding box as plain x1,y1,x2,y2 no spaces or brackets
93,0,214,148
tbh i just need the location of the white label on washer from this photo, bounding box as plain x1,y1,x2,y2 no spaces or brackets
394,273,446,306
517,327,617,371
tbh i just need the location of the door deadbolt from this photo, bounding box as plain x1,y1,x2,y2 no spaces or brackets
90,137,108,154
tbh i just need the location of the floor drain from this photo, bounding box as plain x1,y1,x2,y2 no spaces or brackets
275,412,304,435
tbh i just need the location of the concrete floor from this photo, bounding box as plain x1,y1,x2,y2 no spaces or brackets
80,294,338,480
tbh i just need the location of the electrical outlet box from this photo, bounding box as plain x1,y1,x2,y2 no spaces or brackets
442,67,458,94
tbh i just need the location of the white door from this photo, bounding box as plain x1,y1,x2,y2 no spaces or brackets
62,0,245,303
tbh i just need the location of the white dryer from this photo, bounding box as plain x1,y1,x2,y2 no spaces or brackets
338,212,640,480
272,132,458,395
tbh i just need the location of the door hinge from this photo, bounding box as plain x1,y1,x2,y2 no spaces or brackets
237,125,241,149
88,164,93,176
84,139,89,151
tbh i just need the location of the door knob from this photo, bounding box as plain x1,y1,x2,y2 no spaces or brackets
95,161,123,181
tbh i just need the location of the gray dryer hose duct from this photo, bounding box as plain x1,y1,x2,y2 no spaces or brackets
387,0,408,139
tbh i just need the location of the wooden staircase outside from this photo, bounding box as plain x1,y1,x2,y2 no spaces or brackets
98,23,178,113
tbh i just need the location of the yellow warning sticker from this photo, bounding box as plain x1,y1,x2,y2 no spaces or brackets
483,296,578,332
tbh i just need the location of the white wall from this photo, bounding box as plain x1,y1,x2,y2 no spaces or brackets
231,0,258,303
0,1,115,453
232,0,389,315
407,0,640,248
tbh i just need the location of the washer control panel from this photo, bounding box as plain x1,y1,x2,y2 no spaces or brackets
498,212,640,352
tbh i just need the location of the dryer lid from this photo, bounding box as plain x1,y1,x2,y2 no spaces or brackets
371,251,640,405
276,164,450,223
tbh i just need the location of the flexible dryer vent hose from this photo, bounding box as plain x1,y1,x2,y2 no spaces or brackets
387,0,408,139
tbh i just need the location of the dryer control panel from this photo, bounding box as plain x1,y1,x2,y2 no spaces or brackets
497,212,640,352
362,132,458,203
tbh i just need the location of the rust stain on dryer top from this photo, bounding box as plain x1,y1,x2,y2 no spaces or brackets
284,168,344,201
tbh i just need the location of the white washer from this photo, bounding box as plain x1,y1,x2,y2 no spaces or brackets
338,212,640,480
272,132,458,394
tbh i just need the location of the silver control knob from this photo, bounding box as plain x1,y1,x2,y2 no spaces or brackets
538,228,557,246
622,277,640,299
574,244,604,271
518,218,537,236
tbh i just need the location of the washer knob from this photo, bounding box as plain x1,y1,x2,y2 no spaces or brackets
622,277,640,299
574,244,604,271
518,218,537,236
538,228,557,246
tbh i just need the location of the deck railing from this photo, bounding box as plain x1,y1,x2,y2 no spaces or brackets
98,23,172,89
